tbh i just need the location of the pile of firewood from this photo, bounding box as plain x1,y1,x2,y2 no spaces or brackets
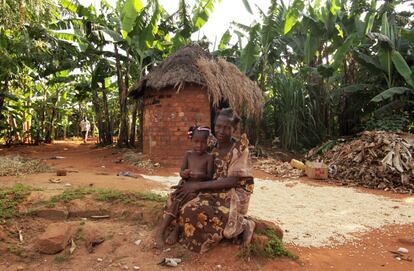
318,131,414,193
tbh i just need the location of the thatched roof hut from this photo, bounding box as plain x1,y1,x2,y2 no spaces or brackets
129,44,264,118
129,45,264,165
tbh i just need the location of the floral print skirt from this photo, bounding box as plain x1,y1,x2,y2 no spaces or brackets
178,182,253,253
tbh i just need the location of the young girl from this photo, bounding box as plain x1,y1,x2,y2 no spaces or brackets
154,126,214,248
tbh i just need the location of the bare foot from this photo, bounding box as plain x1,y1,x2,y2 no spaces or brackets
165,225,179,245
242,220,255,247
154,233,165,249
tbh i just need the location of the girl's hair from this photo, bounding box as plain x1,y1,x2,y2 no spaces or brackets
216,108,240,126
188,125,210,139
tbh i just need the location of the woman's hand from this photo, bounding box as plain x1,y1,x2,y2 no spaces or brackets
189,171,205,180
172,182,199,200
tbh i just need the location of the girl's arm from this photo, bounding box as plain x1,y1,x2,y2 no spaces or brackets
179,152,190,179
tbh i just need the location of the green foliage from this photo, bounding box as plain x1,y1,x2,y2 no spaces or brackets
46,187,165,207
54,254,66,263
121,0,144,38
371,87,412,102
284,0,304,34
265,75,325,150
362,113,409,132
1,0,412,151
0,184,33,219
47,188,93,207
95,189,166,203
239,228,298,260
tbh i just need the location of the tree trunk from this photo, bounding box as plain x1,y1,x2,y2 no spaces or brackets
101,81,113,145
129,99,139,146
114,44,129,147
91,87,105,145
45,107,56,143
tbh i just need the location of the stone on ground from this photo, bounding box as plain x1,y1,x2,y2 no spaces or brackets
36,223,73,254
252,218,284,239
83,223,105,252
252,235,270,251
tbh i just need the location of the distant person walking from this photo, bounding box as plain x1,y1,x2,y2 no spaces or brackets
80,117,90,143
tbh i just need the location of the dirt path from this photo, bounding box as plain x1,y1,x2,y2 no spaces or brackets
0,141,413,271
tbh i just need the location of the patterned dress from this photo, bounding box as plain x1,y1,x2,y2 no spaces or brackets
178,134,254,253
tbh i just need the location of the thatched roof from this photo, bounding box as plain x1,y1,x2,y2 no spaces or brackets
129,44,264,117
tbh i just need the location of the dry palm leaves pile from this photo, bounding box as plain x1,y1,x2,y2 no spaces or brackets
0,156,51,176
317,131,414,193
253,158,303,178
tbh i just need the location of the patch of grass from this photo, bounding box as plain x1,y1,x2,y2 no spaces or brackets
95,189,166,204
44,188,166,208
0,184,33,219
47,188,94,207
54,254,66,263
136,192,166,202
239,228,298,260
95,189,124,202
74,228,85,241
261,229,298,260
8,245,27,258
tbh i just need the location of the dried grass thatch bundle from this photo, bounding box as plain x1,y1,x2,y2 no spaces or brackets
196,57,263,118
129,44,264,118
0,156,51,176
315,131,414,193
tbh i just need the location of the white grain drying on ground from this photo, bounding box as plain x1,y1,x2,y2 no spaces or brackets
140,174,414,248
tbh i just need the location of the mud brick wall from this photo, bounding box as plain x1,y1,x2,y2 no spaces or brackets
143,85,211,166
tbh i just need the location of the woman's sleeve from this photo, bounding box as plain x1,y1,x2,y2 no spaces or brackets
227,135,252,178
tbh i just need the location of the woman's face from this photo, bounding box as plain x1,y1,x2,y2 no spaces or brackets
214,115,234,143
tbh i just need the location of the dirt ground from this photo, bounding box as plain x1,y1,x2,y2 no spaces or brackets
0,141,413,271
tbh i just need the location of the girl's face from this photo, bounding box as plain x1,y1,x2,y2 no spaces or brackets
192,132,208,154
214,115,235,144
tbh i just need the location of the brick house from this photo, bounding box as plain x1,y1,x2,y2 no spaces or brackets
128,45,263,166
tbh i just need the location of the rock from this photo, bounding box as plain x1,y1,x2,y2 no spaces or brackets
252,219,284,240
49,156,65,160
83,224,105,253
36,223,72,254
123,265,128,270
134,240,142,246
133,266,140,270
97,258,103,262
398,247,409,254
56,170,67,176
252,235,270,252
68,199,108,218
17,266,24,270
33,207,68,220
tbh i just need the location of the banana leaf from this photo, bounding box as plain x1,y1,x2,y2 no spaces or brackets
370,87,412,102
